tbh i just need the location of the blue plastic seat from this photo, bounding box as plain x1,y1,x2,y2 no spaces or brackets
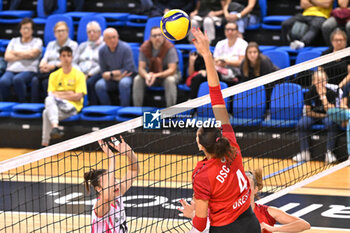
0,10,34,23
44,14,74,46
96,13,129,27
259,45,277,52
295,50,322,64
245,0,266,31
310,46,328,53
261,15,292,30
0,102,18,117
64,12,96,25
10,103,45,119
262,83,304,127
115,106,157,122
37,0,67,18
197,82,229,119
263,50,290,69
126,14,148,28
81,105,122,121
77,15,106,44
231,86,266,126
131,46,139,70
62,113,81,122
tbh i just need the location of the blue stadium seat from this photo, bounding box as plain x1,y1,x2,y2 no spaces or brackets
10,103,45,119
260,0,292,30
0,10,34,23
96,13,129,27
115,106,157,122
44,14,74,46
131,46,139,70
0,102,18,117
295,50,322,65
231,86,266,126
64,12,96,25
263,50,290,69
275,46,313,62
126,14,148,28
258,45,277,52
77,15,106,44
245,0,266,31
37,0,67,18
62,113,81,122
196,82,229,119
310,46,328,53
262,83,304,127
144,17,162,41
81,105,122,121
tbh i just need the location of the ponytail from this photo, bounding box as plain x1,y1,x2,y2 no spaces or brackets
198,127,236,161
84,169,106,194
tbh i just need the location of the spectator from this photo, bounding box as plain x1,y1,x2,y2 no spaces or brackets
293,69,338,163
321,29,350,87
213,22,248,85
133,26,180,107
96,28,135,106
152,0,197,15
239,42,278,83
328,80,350,154
187,51,207,99
74,21,104,105
0,18,42,102
31,21,78,103
41,46,87,147
223,0,260,34
322,0,350,46
282,0,333,50
188,0,226,44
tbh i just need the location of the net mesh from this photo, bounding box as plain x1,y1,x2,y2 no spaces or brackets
0,48,350,232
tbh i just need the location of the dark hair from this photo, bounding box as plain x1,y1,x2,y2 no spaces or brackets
198,127,236,161
84,169,107,194
59,46,73,55
225,21,238,30
19,18,34,30
245,168,263,198
242,42,261,78
151,26,160,32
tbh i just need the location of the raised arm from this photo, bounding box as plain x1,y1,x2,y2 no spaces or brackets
107,136,139,196
191,28,230,125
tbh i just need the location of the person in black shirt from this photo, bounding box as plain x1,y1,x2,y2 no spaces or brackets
293,69,338,163
321,29,350,87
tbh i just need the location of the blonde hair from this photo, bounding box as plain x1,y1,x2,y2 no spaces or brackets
245,168,263,198
54,21,68,31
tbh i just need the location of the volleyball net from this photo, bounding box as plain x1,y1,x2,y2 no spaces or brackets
1,47,350,232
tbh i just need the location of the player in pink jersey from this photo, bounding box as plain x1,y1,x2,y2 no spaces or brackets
84,136,139,233
246,169,310,233
178,28,260,233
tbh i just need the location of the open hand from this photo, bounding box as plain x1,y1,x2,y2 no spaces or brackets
191,28,211,57
178,199,195,219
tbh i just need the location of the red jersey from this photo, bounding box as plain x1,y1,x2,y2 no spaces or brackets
254,203,277,233
192,124,251,226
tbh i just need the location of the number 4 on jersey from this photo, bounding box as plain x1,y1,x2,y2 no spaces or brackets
237,169,248,193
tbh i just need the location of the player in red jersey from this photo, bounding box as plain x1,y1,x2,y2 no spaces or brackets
178,27,261,233
246,169,311,233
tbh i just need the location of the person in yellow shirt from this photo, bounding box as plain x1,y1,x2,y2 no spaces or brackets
281,0,333,49
41,46,87,147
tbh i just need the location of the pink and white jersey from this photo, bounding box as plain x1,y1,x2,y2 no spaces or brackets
91,196,128,233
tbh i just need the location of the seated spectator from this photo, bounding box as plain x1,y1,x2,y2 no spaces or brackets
133,26,180,107
321,29,350,87
96,28,135,106
31,21,78,103
223,0,260,34
282,0,333,50
239,42,278,83
41,46,87,147
74,21,104,105
188,0,226,44
322,0,350,46
293,69,338,163
0,18,42,102
213,22,248,85
328,79,350,154
187,51,207,99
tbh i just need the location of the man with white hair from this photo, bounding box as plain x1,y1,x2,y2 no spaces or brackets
74,21,104,105
95,28,135,106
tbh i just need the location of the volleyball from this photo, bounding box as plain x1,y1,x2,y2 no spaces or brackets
160,9,191,41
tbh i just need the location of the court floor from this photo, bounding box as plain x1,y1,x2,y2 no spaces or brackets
0,148,349,233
